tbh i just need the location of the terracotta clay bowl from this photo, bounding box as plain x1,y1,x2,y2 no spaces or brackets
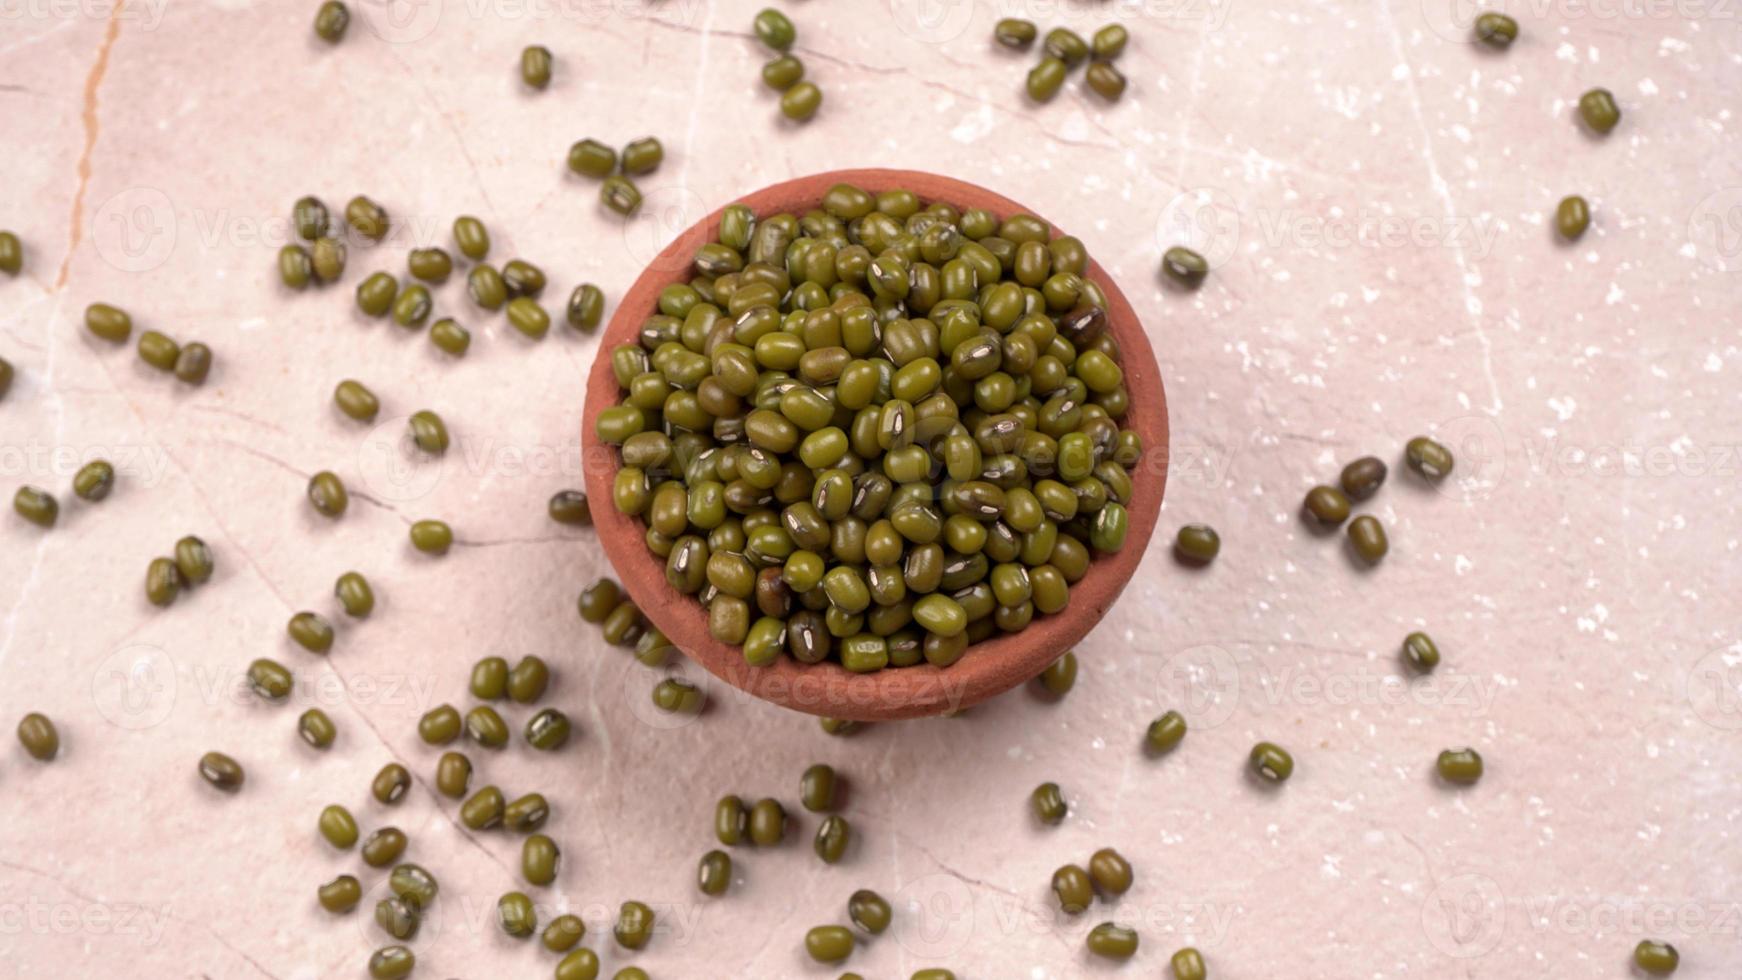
582,168,1168,721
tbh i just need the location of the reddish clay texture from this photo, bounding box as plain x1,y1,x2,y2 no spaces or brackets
582,169,1168,720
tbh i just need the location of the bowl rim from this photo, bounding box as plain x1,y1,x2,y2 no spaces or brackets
581,168,1169,720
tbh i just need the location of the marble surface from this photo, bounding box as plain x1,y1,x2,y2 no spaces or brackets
1,1,1740,977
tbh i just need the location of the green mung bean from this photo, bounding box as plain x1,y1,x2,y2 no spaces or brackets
1031,782,1066,825
1405,435,1455,478
73,460,115,501
1474,12,1517,47
453,215,490,260
995,18,1036,48
335,571,374,617
781,81,823,121
173,535,213,584
622,137,664,175
367,946,413,980
1436,747,1483,784
0,232,21,275
287,611,334,654
314,1,348,42
13,487,56,528
346,196,389,240
753,7,795,50
318,874,361,913
1250,741,1294,782
298,708,336,749
1633,940,1679,975
1347,515,1388,564
1171,947,1208,980
372,763,410,804
1556,195,1590,241
174,343,212,384
601,176,643,216
84,303,132,342
407,247,451,283
410,519,452,555
279,245,312,289
199,751,244,791
146,557,182,607
17,713,58,761
435,751,471,798
805,924,854,963
698,849,732,895
429,317,470,356
614,900,655,949
1578,88,1620,134
521,45,552,89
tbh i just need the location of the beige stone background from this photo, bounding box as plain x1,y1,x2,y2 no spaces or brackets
1,0,1740,977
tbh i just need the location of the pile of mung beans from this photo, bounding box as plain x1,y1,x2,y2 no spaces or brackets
996,18,1130,103
593,181,1142,673
753,7,823,122
1,4,1687,976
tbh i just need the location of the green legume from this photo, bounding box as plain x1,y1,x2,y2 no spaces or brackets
311,237,346,282
72,459,115,501
523,833,560,885
1092,24,1128,59
0,231,22,275
1145,710,1187,754
1405,435,1455,478
460,785,505,828
544,914,587,953
1031,781,1066,825
1578,87,1620,134
781,81,823,121
278,245,312,289
1633,940,1679,975
13,486,56,528
579,579,622,623
1556,195,1590,241
509,655,550,702
346,195,389,240
465,704,510,748
468,264,507,310
507,296,551,338
1171,947,1208,980
318,804,358,848
556,948,601,980
1026,58,1066,102
318,874,361,913
698,849,732,895
136,329,179,371
1087,921,1139,959
247,658,293,700
356,272,396,317
298,708,336,749
800,763,838,811
1250,741,1294,782
1085,61,1126,101
391,284,431,328
502,258,546,298
521,44,552,88
293,196,328,240
622,137,663,175
1403,631,1440,672
525,708,571,750
716,795,748,845
372,763,410,804
1175,524,1219,564
361,826,407,867
995,17,1036,48
335,571,373,617
171,537,216,591
653,678,705,714
407,410,448,455
749,797,786,845
374,895,419,940
199,751,244,792
566,283,605,331
1474,12,1517,47
602,176,643,216
504,792,550,832
762,54,804,90
367,946,413,980
1436,747,1483,784
1161,246,1207,288
435,751,471,798
568,138,617,178
174,342,212,384
805,924,854,963
453,215,490,260
17,713,58,761
333,379,379,422
429,317,470,356
410,519,453,555
314,1,348,42
753,7,795,50
1089,846,1132,895
84,303,131,342
847,889,891,934
1347,515,1387,564
146,557,182,607
0,357,12,400
288,611,334,654
500,891,537,938
814,814,850,863
1303,485,1350,526
1052,864,1093,914
614,900,654,949
407,247,451,283
418,704,462,745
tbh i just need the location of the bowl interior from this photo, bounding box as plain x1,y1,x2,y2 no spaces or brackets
582,168,1168,721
